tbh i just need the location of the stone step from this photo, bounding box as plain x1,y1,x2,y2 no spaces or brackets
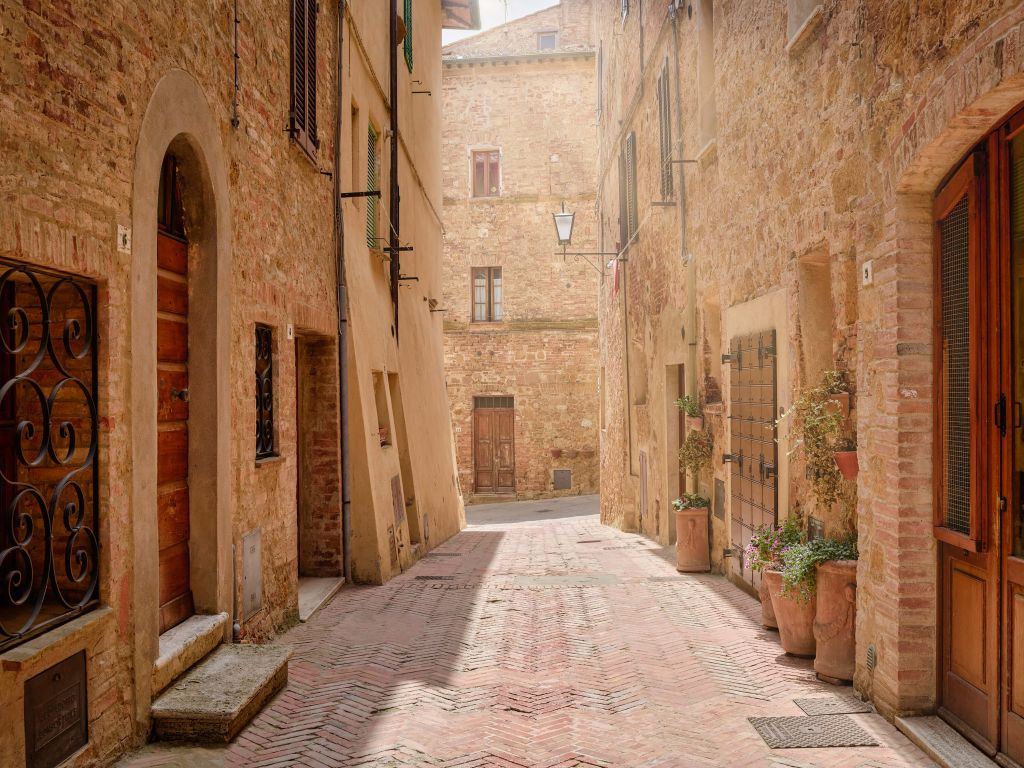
151,643,290,743
895,715,999,768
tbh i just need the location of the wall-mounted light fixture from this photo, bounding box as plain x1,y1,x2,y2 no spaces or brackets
551,202,623,276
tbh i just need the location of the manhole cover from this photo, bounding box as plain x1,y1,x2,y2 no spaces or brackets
748,715,878,749
414,575,455,581
795,697,872,716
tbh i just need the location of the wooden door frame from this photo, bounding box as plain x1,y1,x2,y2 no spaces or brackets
472,397,515,494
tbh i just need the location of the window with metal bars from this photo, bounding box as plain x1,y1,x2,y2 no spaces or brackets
404,0,413,72
657,61,673,199
472,150,500,197
474,396,513,410
289,0,319,161
367,124,380,249
618,133,638,245
472,267,502,322
256,324,277,459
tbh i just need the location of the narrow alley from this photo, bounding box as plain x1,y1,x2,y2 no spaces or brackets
120,497,931,768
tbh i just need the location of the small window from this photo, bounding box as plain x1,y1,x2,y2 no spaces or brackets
367,124,380,249
255,324,277,459
403,0,413,71
373,371,392,446
289,0,319,160
472,150,501,197
472,267,503,322
537,32,557,51
657,61,673,199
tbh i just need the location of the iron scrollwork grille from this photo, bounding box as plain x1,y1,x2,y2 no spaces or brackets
0,260,99,653
255,324,276,459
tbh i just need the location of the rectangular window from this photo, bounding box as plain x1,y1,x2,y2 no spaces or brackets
472,150,501,197
367,124,380,249
538,32,557,51
698,0,717,145
657,61,673,199
373,372,392,447
290,0,319,160
0,262,100,652
403,0,413,71
256,324,276,459
472,267,503,322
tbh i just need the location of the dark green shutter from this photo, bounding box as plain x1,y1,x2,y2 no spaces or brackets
404,0,413,72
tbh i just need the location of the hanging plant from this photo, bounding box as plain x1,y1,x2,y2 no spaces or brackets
679,429,713,479
674,394,702,418
788,370,852,513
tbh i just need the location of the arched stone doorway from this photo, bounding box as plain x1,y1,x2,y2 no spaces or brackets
130,69,232,721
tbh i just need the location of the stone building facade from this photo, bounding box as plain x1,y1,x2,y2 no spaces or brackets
441,0,600,504
596,0,1024,762
0,1,475,766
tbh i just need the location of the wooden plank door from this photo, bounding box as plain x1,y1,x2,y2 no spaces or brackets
156,229,193,634
934,148,1000,751
728,330,778,593
473,399,514,493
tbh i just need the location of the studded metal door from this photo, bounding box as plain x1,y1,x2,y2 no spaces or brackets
728,330,778,590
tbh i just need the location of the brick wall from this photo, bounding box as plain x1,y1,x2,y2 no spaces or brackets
442,1,600,503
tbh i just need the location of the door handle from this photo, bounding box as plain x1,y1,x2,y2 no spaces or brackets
171,386,190,402
995,393,1007,437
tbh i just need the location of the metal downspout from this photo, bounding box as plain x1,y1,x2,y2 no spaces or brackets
389,0,401,341
336,0,352,584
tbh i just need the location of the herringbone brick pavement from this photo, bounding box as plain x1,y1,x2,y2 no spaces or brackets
119,497,933,768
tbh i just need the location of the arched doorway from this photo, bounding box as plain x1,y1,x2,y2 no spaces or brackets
933,101,1024,764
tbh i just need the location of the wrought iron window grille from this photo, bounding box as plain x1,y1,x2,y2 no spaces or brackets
255,324,277,460
0,260,100,653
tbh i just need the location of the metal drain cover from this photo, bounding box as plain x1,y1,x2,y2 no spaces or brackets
414,575,455,580
748,715,878,749
795,697,873,716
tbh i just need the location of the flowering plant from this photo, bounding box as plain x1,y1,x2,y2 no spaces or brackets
672,493,710,511
745,517,803,573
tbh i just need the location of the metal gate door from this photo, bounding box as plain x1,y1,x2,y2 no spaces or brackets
727,330,778,590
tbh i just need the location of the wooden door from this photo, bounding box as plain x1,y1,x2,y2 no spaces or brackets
1000,111,1024,765
728,331,778,593
934,147,1000,751
473,397,514,493
156,156,193,634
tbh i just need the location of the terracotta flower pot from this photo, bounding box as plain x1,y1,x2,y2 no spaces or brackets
758,573,778,630
674,508,710,573
765,570,816,657
833,450,859,479
824,392,851,420
813,560,858,684
685,414,704,432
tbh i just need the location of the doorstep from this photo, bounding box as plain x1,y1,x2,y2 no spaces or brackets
153,613,228,695
151,643,290,743
895,715,999,768
297,576,344,622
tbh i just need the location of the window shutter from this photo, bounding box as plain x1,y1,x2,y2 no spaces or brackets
625,132,638,238
367,125,379,249
290,0,318,159
658,64,673,199
404,0,413,72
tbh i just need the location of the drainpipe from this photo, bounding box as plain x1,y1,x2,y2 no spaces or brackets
670,3,697,487
336,0,352,584
389,0,401,342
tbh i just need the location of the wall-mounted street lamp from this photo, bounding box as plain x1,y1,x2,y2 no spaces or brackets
551,202,622,276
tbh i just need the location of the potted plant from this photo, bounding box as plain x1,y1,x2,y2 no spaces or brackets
781,535,859,683
676,394,704,431
746,517,803,630
790,370,855,513
821,370,852,422
673,493,711,572
833,438,859,480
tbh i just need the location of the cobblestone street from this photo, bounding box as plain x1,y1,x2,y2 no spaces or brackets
121,497,932,768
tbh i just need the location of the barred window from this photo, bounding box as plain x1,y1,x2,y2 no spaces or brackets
255,325,276,459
